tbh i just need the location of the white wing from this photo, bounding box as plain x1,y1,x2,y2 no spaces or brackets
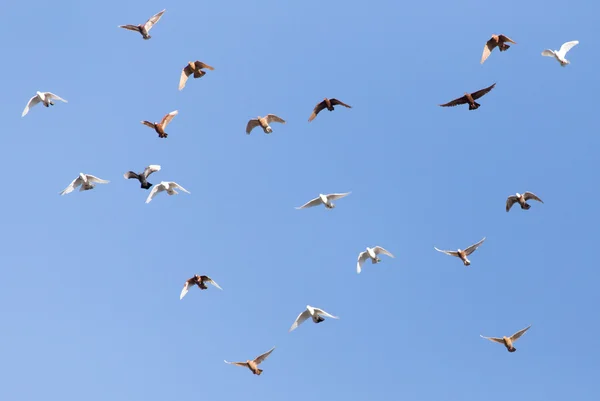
295,196,321,209
541,49,555,58
142,164,161,178
60,176,83,195
373,246,394,258
326,192,351,201
434,247,459,257
289,309,311,332
356,250,369,274
22,95,41,117
224,360,249,367
557,40,579,58
44,92,68,103
206,277,223,290
85,174,109,184
144,9,166,32
145,184,165,203
169,182,190,194
180,281,191,300
313,307,339,320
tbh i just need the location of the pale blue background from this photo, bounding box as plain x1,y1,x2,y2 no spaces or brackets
1,0,598,400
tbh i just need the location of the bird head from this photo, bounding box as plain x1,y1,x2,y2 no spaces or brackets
516,192,521,197
457,249,462,253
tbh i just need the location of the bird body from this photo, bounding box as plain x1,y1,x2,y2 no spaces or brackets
289,305,339,332
141,110,178,138
439,83,496,110
481,325,531,352
506,191,543,212
180,275,222,300
60,173,109,195
434,237,486,266
224,347,275,375
541,40,579,66
246,114,286,134
481,34,516,64
357,246,395,273
295,192,351,209
308,98,352,122
22,91,68,117
118,9,166,40
146,181,190,203
124,165,161,189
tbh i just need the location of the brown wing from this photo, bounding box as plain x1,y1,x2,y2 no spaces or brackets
160,110,178,128
253,347,275,365
509,325,531,342
308,100,327,122
119,25,140,32
141,121,155,129
498,34,516,44
179,65,193,91
265,114,285,124
330,98,352,108
144,9,166,32
523,192,543,203
246,119,260,134
439,95,469,107
470,83,496,100
481,38,497,64
194,61,214,71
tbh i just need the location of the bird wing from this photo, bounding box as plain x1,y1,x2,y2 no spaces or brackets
289,309,311,332
373,246,394,258
308,100,327,122
434,247,459,257
330,98,352,108
60,176,83,195
326,192,351,201
541,49,555,58
160,110,178,128
481,38,496,64
144,9,166,32
118,25,139,32
180,280,192,300
85,174,109,184
246,119,260,134
313,307,339,319
145,184,164,203
470,83,496,100
141,121,155,129
253,347,275,365
464,237,486,256
170,182,190,194
22,95,41,117
439,95,469,107
194,61,214,70
523,192,543,203
203,276,223,290
558,40,579,58
506,195,518,212
295,196,322,209
357,250,370,273
480,335,505,344
224,360,249,367
179,65,193,91
498,34,516,44
509,325,531,342
123,171,139,180
45,92,67,103
265,114,285,124
142,164,161,179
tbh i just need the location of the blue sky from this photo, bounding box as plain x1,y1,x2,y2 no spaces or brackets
1,0,599,400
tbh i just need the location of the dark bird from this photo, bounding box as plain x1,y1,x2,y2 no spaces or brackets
439,83,496,110
180,275,223,300
141,110,178,138
224,347,276,376
506,192,544,212
480,325,532,352
118,9,166,40
308,98,352,122
179,61,215,91
481,34,517,64
123,165,161,190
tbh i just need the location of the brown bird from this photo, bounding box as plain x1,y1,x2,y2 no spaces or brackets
434,237,486,266
180,275,223,300
246,114,286,134
506,192,544,212
308,98,352,122
179,61,214,91
141,110,178,138
481,34,517,64
118,9,166,40
481,325,532,352
439,83,496,110
224,347,276,376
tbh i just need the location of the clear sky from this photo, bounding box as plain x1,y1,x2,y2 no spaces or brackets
1,0,599,400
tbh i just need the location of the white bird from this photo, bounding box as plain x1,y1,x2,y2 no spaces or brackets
289,305,339,332
357,246,395,274
541,40,579,66
59,173,109,195
295,192,351,209
22,91,68,117
434,237,486,266
146,181,190,203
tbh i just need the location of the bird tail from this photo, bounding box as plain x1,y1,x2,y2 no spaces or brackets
256,369,263,375
463,260,471,266
508,347,517,352
469,102,480,110
499,44,510,51
521,203,531,210
141,182,152,189
193,70,206,79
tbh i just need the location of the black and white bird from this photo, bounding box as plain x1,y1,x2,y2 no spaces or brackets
123,165,161,190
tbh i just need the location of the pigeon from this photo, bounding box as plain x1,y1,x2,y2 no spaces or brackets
506,192,544,212
146,181,190,203
295,192,351,209
180,275,222,300
289,305,339,332
141,110,178,138
481,325,532,352
434,237,486,266
60,173,109,195
357,246,395,274
308,98,352,122
22,91,67,117
541,40,579,66
246,114,286,134
123,165,161,190
481,34,517,64
118,9,166,40
224,347,276,376
179,61,214,90
439,83,496,110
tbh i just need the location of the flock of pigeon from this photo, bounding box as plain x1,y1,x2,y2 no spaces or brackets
19,8,581,375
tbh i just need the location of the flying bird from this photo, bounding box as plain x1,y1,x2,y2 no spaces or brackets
434,237,486,266
180,275,222,300
22,91,67,117
224,347,276,376
480,325,532,352
246,114,286,134
357,246,395,274
123,165,161,190
295,192,351,209
439,83,496,110
289,305,339,332
146,181,190,203
308,98,352,122
60,173,109,195
141,110,178,138
179,61,214,90
542,40,579,66
506,192,544,212
118,9,166,40
481,34,516,64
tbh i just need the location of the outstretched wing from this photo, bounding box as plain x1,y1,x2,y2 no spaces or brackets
179,65,193,91
22,95,41,117
558,40,579,57
439,95,469,107
142,165,161,179
509,325,532,342
253,347,275,365
85,174,109,184
141,121,155,129
506,195,518,212
245,119,260,134
118,24,140,32
356,251,370,274
523,192,543,203
144,9,166,32
60,176,83,195
373,246,394,258
160,110,178,128
434,247,459,257
498,34,516,44
170,182,190,194
464,237,486,256
330,98,352,108
541,49,555,58
194,61,214,70
481,38,496,64
471,83,496,100
202,276,223,290
265,114,285,124
308,100,327,122
180,279,193,300
313,307,339,320
480,335,505,345
145,184,164,203
295,196,321,210
45,92,67,103
123,171,139,180
224,360,249,368
326,192,351,201
289,310,311,332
